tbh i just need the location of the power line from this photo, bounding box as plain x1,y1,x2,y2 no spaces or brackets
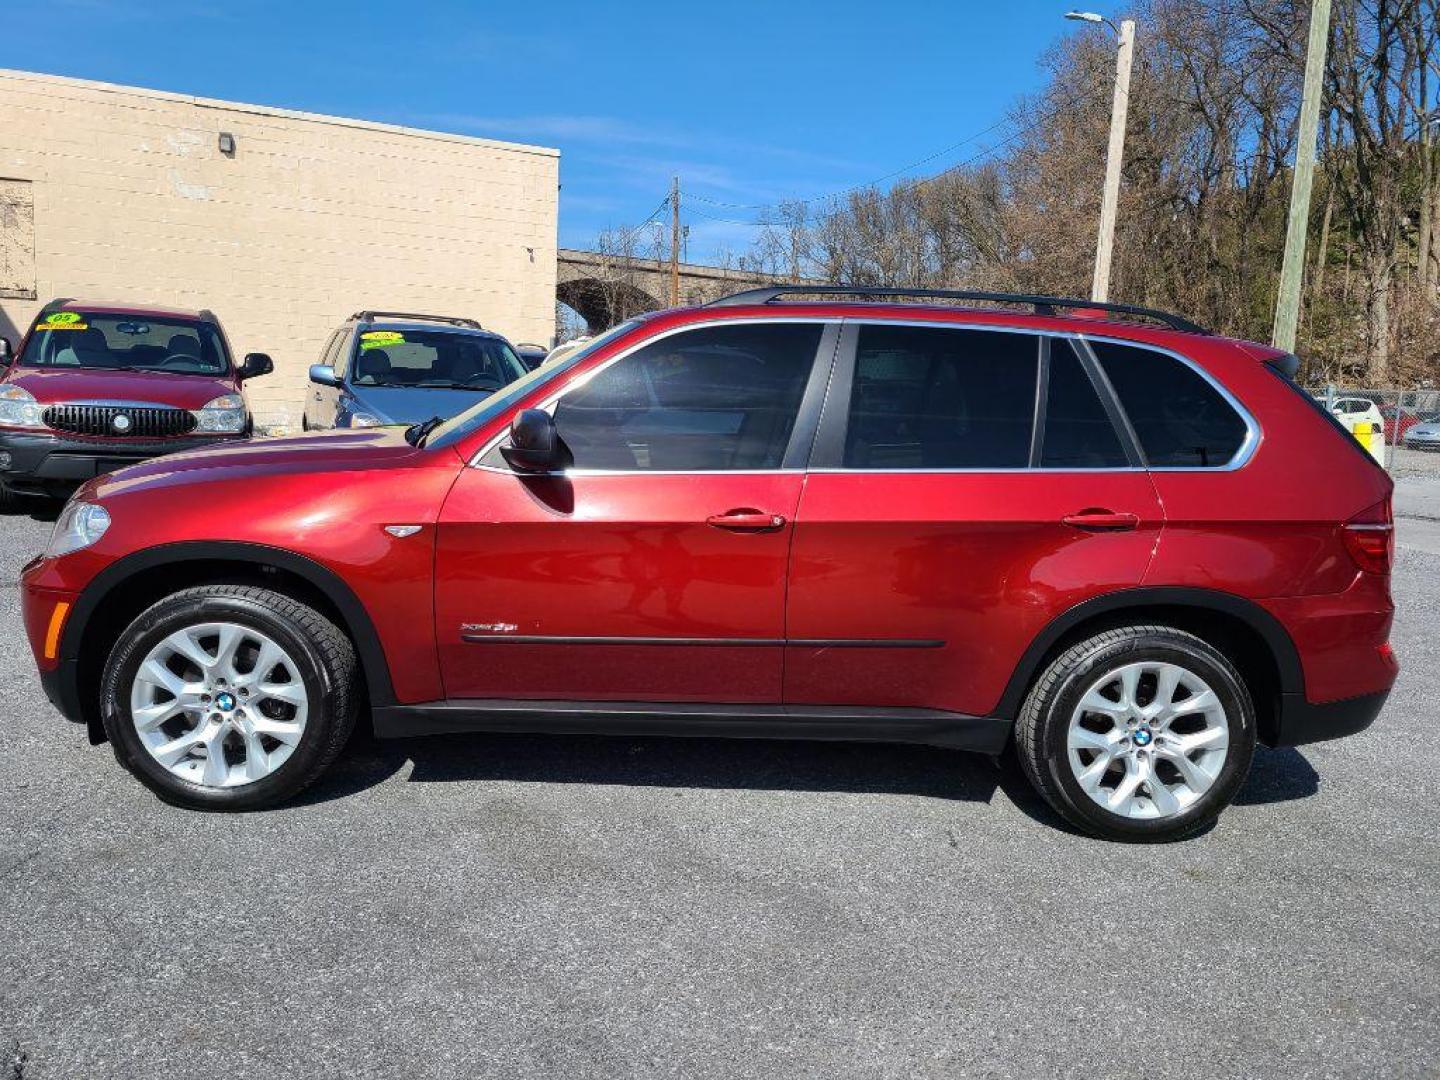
680,83,1105,231
604,193,674,244
604,77,1105,250
683,79,1104,216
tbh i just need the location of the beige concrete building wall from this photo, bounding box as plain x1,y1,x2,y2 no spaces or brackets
0,68,558,429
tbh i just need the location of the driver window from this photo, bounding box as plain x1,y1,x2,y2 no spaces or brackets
551,322,822,471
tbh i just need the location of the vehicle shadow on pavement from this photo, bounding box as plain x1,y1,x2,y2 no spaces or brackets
301,730,1007,806
299,731,1322,826
1233,746,1320,805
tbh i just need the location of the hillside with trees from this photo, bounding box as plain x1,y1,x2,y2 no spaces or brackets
733,0,1437,387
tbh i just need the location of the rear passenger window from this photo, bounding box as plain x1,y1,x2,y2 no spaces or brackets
1091,340,1249,467
844,326,1037,468
1042,341,1128,467
553,322,821,471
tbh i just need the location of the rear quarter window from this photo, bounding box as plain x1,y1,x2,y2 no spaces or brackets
1090,340,1249,467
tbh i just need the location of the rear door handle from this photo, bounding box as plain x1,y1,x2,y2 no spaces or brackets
1062,509,1140,531
706,509,787,532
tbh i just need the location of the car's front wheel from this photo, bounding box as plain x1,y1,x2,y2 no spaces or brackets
1015,625,1256,842
100,584,359,810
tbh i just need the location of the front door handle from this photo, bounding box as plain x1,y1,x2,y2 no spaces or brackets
1062,509,1140,531
706,509,787,532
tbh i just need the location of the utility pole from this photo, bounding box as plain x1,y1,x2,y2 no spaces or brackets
1092,18,1135,303
1272,0,1332,353
670,176,681,307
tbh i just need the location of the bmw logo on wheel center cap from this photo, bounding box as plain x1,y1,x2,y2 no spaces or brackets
1133,726,1154,747
214,691,237,712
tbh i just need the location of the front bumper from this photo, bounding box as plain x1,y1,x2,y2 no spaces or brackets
0,429,243,492
1403,436,1440,451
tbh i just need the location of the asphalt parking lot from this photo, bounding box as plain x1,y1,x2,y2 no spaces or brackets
3,507,1438,1080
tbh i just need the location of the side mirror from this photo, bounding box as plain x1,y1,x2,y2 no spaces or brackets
308,363,340,388
500,409,569,474
0,337,13,366
239,352,274,380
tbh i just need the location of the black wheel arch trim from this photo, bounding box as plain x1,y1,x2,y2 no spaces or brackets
57,540,397,712
992,586,1304,720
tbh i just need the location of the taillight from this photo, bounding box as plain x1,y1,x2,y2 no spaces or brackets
1342,498,1394,574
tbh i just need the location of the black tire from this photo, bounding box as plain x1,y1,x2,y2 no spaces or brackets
100,584,359,811
1015,625,1256,842
0,479,18,514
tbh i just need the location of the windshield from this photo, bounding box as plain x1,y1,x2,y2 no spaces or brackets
24,312,230,375
349,329,526,390
425,321,642,450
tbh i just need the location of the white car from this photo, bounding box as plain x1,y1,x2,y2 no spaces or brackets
542,336,592,367
1329,396,1384,432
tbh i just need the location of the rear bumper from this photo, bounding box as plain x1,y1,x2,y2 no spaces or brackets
0,429,243,492
1271,689,1389,747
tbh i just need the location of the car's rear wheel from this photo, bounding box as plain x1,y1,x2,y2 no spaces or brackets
1015,625,1256,842
100,584,358,810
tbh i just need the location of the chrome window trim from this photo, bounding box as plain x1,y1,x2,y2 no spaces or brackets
467,316,843,473
471,464,807,477
822,318,1260,475
1074,332,1260,472
805,465,1151,475
468,314,1262,476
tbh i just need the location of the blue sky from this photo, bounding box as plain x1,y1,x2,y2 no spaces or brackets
15,0,1081,262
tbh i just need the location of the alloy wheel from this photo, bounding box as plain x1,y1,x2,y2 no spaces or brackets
1066,660,1229,820
128,621,309,789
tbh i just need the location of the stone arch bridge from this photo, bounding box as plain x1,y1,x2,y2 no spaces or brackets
557,248,783,332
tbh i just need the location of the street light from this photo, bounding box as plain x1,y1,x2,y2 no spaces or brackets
1066,10,1137,303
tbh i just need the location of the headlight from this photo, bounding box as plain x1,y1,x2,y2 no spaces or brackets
0,385,46,429
193,393,247,433
47,501,111,557
347,411,384,428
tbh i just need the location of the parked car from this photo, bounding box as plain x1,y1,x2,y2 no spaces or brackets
0,299,271,508
513,343,550,370
22,286,1396,841
303,311,527,430
1384,406,1433,444
1403,415,1440,451
1328,395,1384,433
542,336,592,367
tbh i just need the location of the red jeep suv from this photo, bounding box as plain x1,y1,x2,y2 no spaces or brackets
19,287,1397,841
0,300,272,506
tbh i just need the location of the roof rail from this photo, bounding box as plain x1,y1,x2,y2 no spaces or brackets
351,310,483,330
705,285,1209,335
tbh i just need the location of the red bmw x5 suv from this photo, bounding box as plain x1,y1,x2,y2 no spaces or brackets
20,287,1397,841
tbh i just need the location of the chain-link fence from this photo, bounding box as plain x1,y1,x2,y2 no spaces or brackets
1304,386,1440,477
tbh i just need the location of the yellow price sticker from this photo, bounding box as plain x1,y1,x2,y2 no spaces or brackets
360,331,405,351
39,312,87,330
